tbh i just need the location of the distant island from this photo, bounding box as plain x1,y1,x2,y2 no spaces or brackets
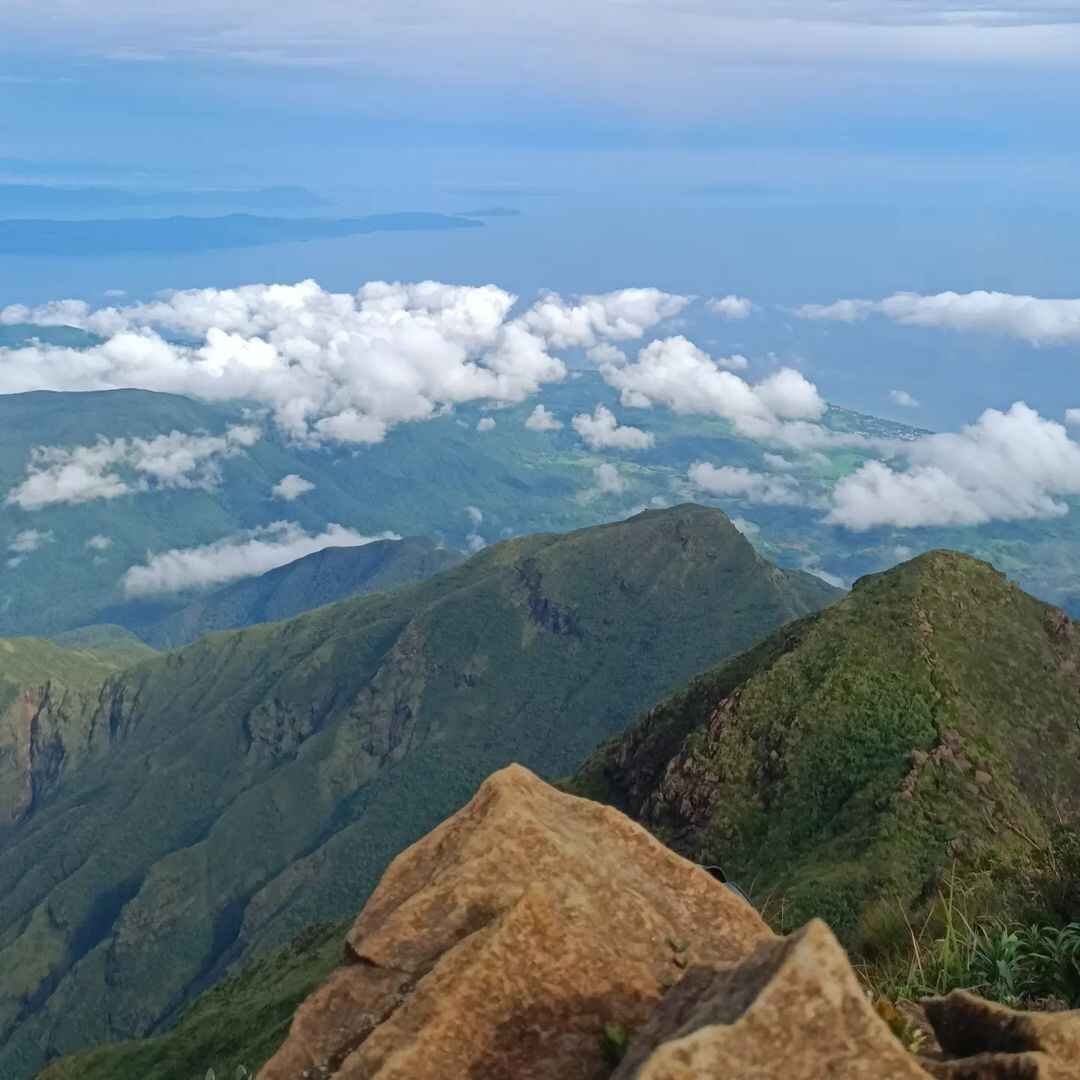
0,211,485,255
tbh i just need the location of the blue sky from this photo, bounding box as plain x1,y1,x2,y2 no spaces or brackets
1,2,1079,439
3,2,1080,196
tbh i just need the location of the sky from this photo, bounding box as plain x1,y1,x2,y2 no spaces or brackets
1,0,1080,581
3,2,1080,194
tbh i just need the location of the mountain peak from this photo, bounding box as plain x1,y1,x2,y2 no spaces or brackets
574,550,1080,943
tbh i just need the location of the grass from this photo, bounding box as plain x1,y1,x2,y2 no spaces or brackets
860,868,1080,1010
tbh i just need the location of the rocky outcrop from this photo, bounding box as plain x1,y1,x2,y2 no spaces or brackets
922,993,1080,1079
0,677,129,826
259,765,1080,1080
259,764,771,1079
612,919,928,1079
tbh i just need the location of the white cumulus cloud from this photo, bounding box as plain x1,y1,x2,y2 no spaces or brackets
1065,408,1080,426
577,462,629,502
797,290,1080,345
688,463,808,505
272,474,315,501
889,389,920,408
520,287,689,348
601,336,825,441
121,521,398,597
827,402,1080,530
571,404,655,450
8,528,53,554
476,416,496,432
6,424,260,510
85,534,114,551
0,280,689,447
524,404,563,431
707,295,753,320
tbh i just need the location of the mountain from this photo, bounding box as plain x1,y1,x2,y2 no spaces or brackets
0,636,150,827
0,505,838,1078
136,538,463,648
572,550,1080,947
41,768,1080,1080
1,381,1076,642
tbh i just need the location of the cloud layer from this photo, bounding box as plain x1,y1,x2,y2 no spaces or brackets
828,403,1080,529
688,462,807,506
798,290,1080,345
600,335,825,441
6,424,260,509
271,474,315,501
121,521,398,596
571,404,655,450
0,281,687,447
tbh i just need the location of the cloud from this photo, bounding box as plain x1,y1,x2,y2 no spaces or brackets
688,462,808,505
85,534,113,551
0,281,688,446
476,416,496,432
571,404,655,450
1066,408,1080,426
707,295,753,320
803,563,846,589
121,521,398,596
6,424,260,510
827,402,1080,530
797,290,1080,345
601,336,825,441
520,288,689,348
889,389,920,408
271,474,315,501
464,505,483,526
576,462,629,502
730,516,760,538
524,404,563,431
8,528,53,554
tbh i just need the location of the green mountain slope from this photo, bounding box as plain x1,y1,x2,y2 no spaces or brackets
572,551,1080,944
0,505,837,1078
8,380,1078,643
0,636,149,827
36,922,347,1080
138,538,463,648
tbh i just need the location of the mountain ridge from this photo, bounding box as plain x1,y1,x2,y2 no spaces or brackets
0,504,838,1078
572,548,1080,943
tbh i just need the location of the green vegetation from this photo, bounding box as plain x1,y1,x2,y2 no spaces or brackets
0,505,837,1079
37,922,346,1080
863,874,1080,1010
50,624,157,663
0,633,150,835
6,378,1076,643
573,550,1080,954
139,537,463,647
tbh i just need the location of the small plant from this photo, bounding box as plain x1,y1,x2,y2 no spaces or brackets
600,1022,631,1066
1016,923,1080,1005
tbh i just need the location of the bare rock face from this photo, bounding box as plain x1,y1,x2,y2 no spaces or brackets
612,919,929,1080
259,763,771,1080
921,993,1080,1080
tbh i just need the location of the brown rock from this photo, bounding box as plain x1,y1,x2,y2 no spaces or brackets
923,1051,1080,1079
921,992,1080,1078
259,764,771,1080
611,919,931,1080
